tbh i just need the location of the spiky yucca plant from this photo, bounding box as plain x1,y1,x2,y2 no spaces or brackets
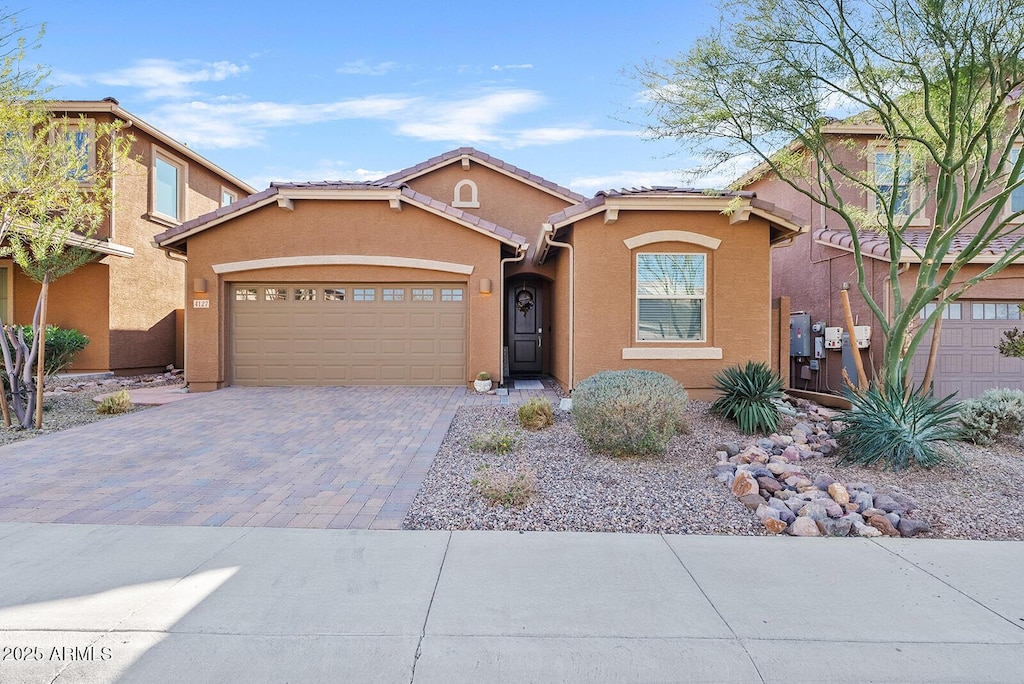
710,361,784,434
837,386,962,471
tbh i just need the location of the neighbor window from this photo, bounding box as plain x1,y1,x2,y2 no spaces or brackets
221,187,237,207
1009,148,1024,216
636,253,706,342
874,150,913,216
152,147,187,222
55,120,95,182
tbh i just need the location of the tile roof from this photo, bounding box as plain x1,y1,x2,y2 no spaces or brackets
379,147,586,202
545,186,795,226
814,228,1024,261
155,181,528,248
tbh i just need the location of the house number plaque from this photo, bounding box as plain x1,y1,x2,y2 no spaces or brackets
193,300,210,309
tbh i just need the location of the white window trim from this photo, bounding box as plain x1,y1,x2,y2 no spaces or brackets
150,144,188,226
635,252,708,344
52,118,97,187
867,144,929,227
221,186,238,208
1006,145,1024,222
452,179,480,208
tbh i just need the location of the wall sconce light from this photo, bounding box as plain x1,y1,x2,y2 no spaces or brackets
193,278,208,294
479,278,492,295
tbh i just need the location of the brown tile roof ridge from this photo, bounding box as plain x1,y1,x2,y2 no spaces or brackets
400,187,529,245
380,147,586,202
813,227,1022,259
155,186,280,244
547,187,802,226
271,179,404,189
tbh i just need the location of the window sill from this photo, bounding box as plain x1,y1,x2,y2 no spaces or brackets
146,212,182,229
622,347,723,360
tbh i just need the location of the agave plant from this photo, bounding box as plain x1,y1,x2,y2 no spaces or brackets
710,361,784,434
837,385,962,471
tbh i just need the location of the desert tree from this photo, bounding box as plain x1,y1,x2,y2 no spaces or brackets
636,0,1024,397
0,11,130,428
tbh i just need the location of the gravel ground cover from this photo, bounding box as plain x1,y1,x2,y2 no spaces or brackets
0,373,178,447
404,400,1024,540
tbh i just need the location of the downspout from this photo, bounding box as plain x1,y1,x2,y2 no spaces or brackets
543,223,574,391
499,244,528,387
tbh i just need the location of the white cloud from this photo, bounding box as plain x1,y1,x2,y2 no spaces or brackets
337,59,399,76
394,89,544,143
510,127,636,148
490,64,534,71
248,163,391,190
569,170,686,195
69,59,248,99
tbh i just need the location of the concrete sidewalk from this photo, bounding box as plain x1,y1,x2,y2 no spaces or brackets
0,524,1021,683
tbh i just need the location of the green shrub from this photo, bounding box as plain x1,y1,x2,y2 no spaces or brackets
16,325,90,376
469,430,517,455
837,385,962,470
959,388,1024,444
709,361,784,434
572,370,688,456
470,465,537,507
518,397,554,431
96,389,133,415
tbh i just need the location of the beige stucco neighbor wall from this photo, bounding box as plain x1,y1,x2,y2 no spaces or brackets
181,199,504,391
104,123,249,373
569,210,775,400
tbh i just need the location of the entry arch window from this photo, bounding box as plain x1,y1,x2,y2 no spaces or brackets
151,146,187,223
636,253,706,342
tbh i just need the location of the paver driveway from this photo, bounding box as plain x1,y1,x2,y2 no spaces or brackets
0,386,464,529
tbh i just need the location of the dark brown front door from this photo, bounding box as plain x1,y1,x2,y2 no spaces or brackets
508,281,543,374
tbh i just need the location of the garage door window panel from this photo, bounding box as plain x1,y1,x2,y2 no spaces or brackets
235,287,257,301
972,302,1021,320
413,288,434,301
441,288,463,302
354,288,376,301
265,288,287,301
324,288,346,301
294,288,317,301
383,288,405,301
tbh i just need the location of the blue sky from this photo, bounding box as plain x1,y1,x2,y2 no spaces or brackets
25,0,731,195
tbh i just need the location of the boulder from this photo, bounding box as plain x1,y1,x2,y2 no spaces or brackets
757,476,783,494
756,504,780,523
813,474,837,491
856,523,883,538
851,491,874,513
789,517,822,537
828,483,850,506
731,471,759,498
868,515,900,538
898,517,931,537
718,442,741,457
799,503,829,521
739,493,765,510
764,517,788,534
820,498,845,519
820,516,854,537
872,494,907,515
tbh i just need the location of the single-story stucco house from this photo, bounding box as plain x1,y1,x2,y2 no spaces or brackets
155,148,804,398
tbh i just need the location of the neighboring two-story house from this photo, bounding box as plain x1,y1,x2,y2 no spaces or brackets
740,122,1024,399
4,99,255,375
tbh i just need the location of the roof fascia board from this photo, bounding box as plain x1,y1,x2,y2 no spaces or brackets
157,194,281,247
49,101,257,194
552,197,786,229
398,194,525,248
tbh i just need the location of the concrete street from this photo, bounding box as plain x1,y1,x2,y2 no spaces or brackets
0,523,1021,683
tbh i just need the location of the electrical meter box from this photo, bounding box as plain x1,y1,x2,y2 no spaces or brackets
789,313,811,357
824,326,843,350
853,325,871,349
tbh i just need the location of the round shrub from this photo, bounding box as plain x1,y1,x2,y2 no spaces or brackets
710,361,784,434
518,397,554,431
959,387,1024,444
572,370,688,456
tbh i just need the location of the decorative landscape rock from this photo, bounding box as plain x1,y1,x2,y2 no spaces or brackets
713,396,931,538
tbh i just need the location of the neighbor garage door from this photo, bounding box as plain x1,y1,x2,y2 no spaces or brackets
230,283,467,385
911,300,1024,399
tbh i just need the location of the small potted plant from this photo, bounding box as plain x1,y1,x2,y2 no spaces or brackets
474,371,492,393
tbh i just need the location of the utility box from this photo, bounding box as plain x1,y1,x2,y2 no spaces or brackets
853,325,872,349
790,313,811,357
824,326,843,350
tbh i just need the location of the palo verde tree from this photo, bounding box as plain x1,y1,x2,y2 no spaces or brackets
637,0,1024,397
0,11,130,428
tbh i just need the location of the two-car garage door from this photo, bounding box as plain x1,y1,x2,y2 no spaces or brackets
230,283,467,385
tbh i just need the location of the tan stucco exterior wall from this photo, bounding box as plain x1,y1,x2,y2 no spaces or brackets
406,163,572,242
568,210,774,399
13,264,111,372
180,199,504,390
